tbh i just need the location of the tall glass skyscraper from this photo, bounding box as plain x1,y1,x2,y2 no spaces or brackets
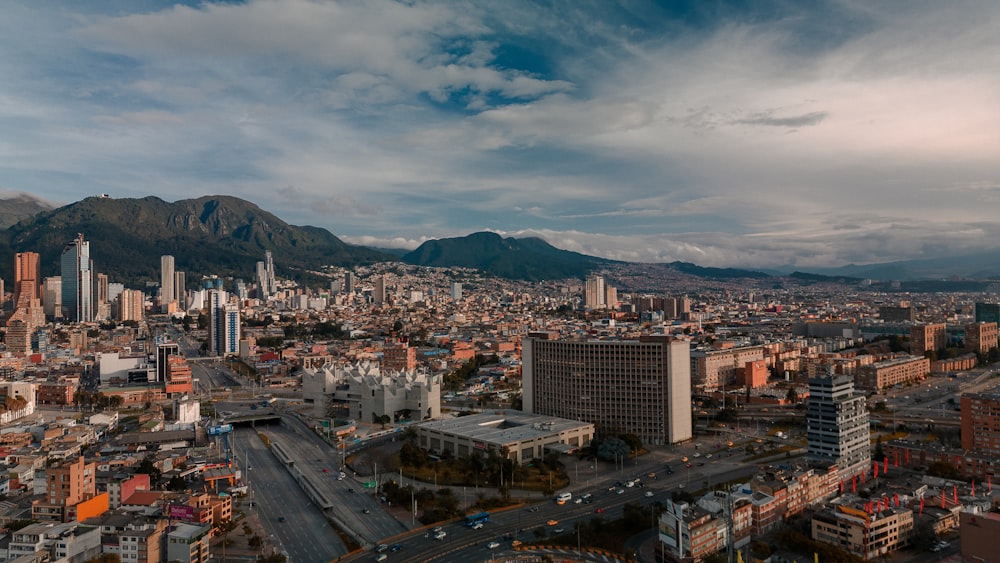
60,234,93,322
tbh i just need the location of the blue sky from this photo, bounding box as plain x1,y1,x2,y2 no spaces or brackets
3,0,1000,270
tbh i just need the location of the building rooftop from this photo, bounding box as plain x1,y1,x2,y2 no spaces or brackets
417,410,592,446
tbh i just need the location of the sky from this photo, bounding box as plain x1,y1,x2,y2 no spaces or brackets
2,0,1000,271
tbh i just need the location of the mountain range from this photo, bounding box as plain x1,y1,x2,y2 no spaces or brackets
0,194,996,289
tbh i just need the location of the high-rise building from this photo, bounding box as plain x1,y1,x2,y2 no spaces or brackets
966,322,999,355
584,276,605,309
60,234,93,323
117,289,145,322
43,277,62,319
161,255,175,313
373,275,386,305
975,302,1000,325
208,290,240,356
174,271,186,310
31,456,97,522
13,252,41,304
806,372,870,477
255,250,276,299
521,333,692,446
344,271,354,294
450,281,463,301
910,323,947,354
960,391,1000,457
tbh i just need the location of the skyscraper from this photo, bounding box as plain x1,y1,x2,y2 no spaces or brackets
806,372,870,477
14,252,41,304
60,234,93,323
174,271,186,310
373,275,386,305
450,281,463,301
160,255,174,313
344,271,354,294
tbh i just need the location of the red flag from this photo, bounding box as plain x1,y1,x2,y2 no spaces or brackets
920,496,925,515
839,480,844,494
942,489,946,509
972,480,976,496
894,493,899,507
862,471,866,484
874,461,879,479
884,457,888,474
894,450,899,467
852,475,857,492
954,485,958,503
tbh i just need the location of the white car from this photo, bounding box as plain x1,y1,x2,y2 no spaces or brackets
644,491,654,497
434,531,447,540
487,541,500,549
472,522,484,530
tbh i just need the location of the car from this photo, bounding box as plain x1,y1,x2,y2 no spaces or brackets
647,472,656,479
607,486,617,492
581,493,593,500
472,522,484,530
645,491,654,497
574,498,583,504
617,489,625,495
375,545,389,553
339,472,346,479
693,452,701,458
615,481,623,487
664,466,674,474
323,468,329,473
528,506,540,512
554,528,565,533
347,488,355,493
625,481,634,488
511,540,523,547
595,507,605,513
487,541,501,549
697,462,705,467
434,531,447,540
277,516,286,522
390,544,402,552
375,555,388,562
547,519,559,526
705,454,712,459
686,463,693,468
363,508,371,514
681,456,689,462
433,526,444,533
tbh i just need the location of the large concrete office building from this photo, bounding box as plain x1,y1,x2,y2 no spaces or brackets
521,332,692,446
806,373,870,478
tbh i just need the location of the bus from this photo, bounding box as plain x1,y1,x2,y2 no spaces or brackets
464,511,490,527
555,492,572,505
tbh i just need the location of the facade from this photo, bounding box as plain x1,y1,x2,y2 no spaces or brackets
373,275,386,305
450,281,462,301
658,499,728,562
878,305,915,322
9,521,101,562
960,391,1000,455
910,323,947,354
857,355,930,390
117,288,145,322
382,340,417,372
521,333,692,446
690,345,766,392
32,455,98,522
965,321,998,355
415,411,594,463
60,233,93,322
812,503,913,560
166,522,211,563
806,373,870,478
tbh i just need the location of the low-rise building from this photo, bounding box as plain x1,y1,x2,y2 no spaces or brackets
812,501,913,560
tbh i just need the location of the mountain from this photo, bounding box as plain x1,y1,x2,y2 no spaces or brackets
401,231,614,281
0,193,53,229
0,195,391,285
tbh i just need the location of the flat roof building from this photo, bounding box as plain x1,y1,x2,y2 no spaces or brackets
415,410,593,464
807,372,870,478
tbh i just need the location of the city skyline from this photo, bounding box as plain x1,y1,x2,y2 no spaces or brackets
3,1,1000,270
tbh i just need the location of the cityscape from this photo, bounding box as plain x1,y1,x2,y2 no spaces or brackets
0,219,996,563
3,2,1000,563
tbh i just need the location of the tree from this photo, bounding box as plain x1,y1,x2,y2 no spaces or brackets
619,434,643,454
597,437,630,461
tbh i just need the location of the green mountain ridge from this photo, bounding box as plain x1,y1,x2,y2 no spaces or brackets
0,195,391,286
